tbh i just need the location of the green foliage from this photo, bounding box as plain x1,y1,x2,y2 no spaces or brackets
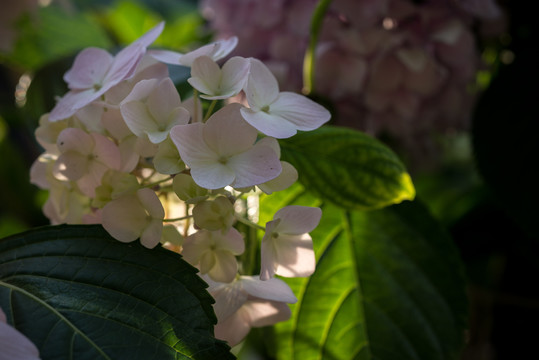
5,6,112,70
280,126,415,211
0,225,234,360
259,184,468,360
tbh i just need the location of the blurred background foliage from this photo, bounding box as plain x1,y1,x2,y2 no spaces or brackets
0,0,537,359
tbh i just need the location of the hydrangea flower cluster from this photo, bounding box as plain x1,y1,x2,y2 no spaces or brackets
200,0,505,167
30,22,330,346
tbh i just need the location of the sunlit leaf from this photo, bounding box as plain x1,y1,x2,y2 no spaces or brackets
260,184,467,360
0,225,234,360
280,126,415,210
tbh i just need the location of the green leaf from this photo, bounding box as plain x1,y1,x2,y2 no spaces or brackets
0,225,234,360
280,126,415,211
260,184,467,360
6,6,112,70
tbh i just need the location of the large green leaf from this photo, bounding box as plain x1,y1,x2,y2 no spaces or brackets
0,225,234,360
280,126,415,211
259,185,467,360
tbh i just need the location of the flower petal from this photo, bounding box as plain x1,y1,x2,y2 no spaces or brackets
244,300,291,328
243,58,279,110
269,92,331,132
208,251,238,283
241,276,297,303
240,107,298,138
63,47,112,90
258,161,298,194
228,143,281,188
147,78,183,121
188,56,222,96
102,194,147,242
273,205,322,234
204,103,258,155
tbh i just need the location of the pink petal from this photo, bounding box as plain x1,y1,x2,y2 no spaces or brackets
53,152,88,181
49,88,99,122
91,133,121,170
214,307,251,346
57,128,94,154
104,22,164,86
63,47,112,90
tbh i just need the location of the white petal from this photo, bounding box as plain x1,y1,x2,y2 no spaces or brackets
147,78,183,121
204,103,258,155
209,279,247,322
274,205,322,234
258,161,298,194
137,188,165,219
228,144,282,188
121,78,159,104
269,92,331,132
148,49,183,65
219,56,250,96
208,251,238,283
216,227,245,254
102,194,147,242
243,300,291,328
255,136,280,157
241,276,297,303
243,58,279,110
240,107,298,138
272,234,316,278
140,218,163,249
188,56,222,95
121,101,158,139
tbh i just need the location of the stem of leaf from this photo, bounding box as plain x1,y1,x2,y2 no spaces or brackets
302,0,333,95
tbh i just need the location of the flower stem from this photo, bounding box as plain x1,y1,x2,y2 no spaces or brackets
203,99,218,122
302,0,333,95
163,215,193,222
235,215,265,232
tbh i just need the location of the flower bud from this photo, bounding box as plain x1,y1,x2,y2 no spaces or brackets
192,196,235,231
172,173,208,204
